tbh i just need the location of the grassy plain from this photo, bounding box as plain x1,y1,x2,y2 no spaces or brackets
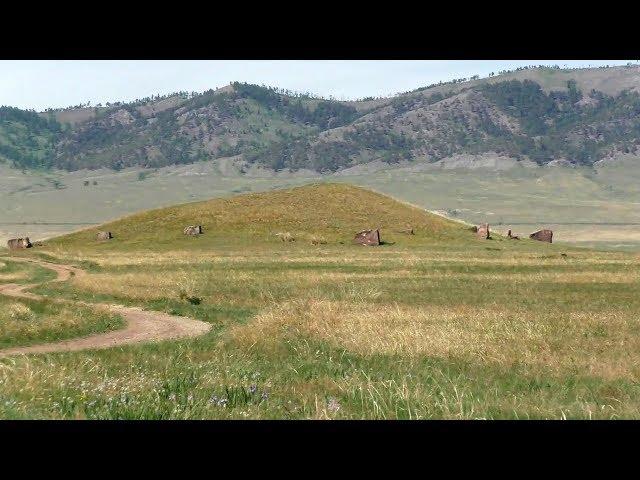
3,157,640,250
1,184,639,419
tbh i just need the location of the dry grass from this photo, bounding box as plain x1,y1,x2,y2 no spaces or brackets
0,273,27,282
228,298,640,380
47,183,462,252
0,296,124,349
5,241,640,419
2,184,640,419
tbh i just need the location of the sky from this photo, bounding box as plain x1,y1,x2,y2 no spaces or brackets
0,60,637,111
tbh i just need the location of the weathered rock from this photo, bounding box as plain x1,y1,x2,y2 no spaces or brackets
7,238,32,249
96,231,113,241
183,225,203,236
354,229,381,246
529,229,553,243
476,223,490,239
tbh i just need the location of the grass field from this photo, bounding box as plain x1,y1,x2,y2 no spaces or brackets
0,258,56,285
0,260,124,349
1,183,639,419
3,156,640,250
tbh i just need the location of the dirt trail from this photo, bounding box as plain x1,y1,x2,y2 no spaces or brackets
0,257,211,357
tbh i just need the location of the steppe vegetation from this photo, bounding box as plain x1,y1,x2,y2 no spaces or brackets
1,184,639,419
0,260,123,349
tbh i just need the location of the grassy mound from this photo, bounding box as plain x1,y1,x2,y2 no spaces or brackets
50,183,466,249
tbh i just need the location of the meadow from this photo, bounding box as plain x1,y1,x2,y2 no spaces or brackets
0,259,124,349
3,156,640,250
1,184,639,419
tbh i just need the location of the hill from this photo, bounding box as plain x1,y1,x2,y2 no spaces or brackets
0,107,62,169
2,64,640,173
49,183,465,249
6,182,640,419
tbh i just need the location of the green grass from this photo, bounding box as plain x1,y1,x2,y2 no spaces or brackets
0,295,125,349
48,183,464,251
1,184,639,419
0,258,57,284
4,158,640,251
0,259,124,349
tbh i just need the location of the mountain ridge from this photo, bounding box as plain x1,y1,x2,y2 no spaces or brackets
2,64,640,173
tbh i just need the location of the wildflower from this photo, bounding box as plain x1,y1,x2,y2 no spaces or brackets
249,384,257,395
261,392,269,402
208,395,219,405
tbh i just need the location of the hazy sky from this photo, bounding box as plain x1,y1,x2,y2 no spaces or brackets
0,60,636,111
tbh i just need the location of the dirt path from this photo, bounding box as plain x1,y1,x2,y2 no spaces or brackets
0,257,212,357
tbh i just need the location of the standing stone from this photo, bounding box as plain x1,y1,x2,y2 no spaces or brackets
476,223,490,239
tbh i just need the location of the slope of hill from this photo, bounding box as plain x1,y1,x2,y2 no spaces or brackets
2,65,640,173
49,183,465,249
6,179,640,420
4,156,640,251
0,107,62,169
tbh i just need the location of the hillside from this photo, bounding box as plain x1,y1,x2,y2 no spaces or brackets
2,65,640,173
49,183,465,249
6,182,640,419
0,107,62,169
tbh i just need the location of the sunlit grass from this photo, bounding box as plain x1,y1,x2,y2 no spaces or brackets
0,294,124,350
1,184,639,419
